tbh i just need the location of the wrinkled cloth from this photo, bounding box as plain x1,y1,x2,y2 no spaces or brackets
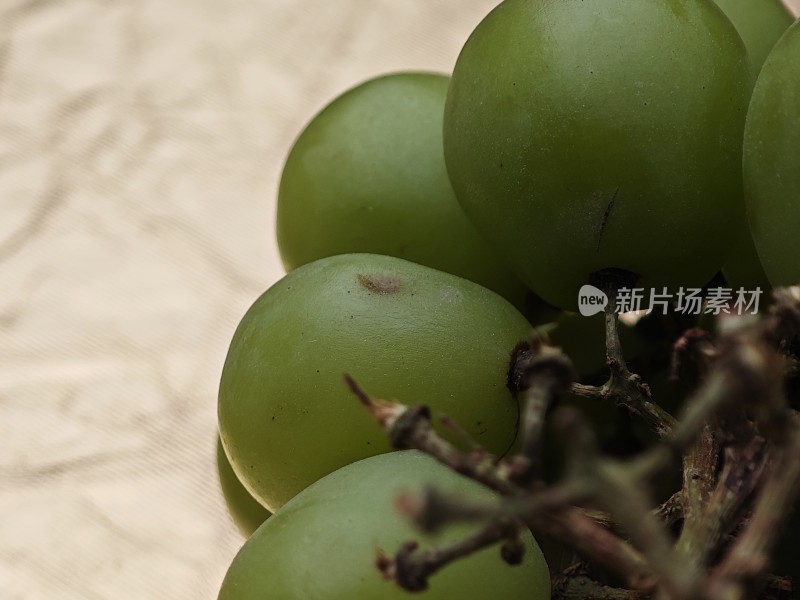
0,1,500,598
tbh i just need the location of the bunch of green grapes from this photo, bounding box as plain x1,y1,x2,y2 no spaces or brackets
214,1,799,597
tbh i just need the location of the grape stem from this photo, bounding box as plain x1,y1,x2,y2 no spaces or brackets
507,339,575,485
375,517,523,592
347,374,658,591
351,285,800,600
709,420,800,597
571,287,677,439
553,564,650,600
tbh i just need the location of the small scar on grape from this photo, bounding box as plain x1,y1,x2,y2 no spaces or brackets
358,273,402,295
596,186,620,252
507,340,533,394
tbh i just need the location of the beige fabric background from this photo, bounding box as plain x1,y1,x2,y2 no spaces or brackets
1,1,798,599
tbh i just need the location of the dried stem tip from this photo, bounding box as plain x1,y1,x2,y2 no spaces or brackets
508,340,576,395
344,373,411,432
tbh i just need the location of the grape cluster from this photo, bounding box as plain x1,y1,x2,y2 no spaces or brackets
214,1,800,598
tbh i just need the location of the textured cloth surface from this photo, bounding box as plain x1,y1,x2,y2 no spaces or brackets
2,1,798,599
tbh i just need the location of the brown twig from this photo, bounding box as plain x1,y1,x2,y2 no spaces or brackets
571,293,677,439
553,564,650,600
707,415,800,599
349,374,658,592
511,341,575,484
376,517,523,592
676,430,766,578
655,491,684,529
670,327,717,384
345,374,518,495
353,285,800,600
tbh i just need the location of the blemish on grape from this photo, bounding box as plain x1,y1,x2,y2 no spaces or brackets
357,273,402,294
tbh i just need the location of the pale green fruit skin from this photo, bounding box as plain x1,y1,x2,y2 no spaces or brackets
218,254,531,511
444,0,751,310
276,72,531,310
744,21,800,287
216,437,270,538
716,0,793,289
218,451,551,600
713,0,795,73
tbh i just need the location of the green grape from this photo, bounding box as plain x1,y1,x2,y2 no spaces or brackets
443,0,751,310
743,21,800,287
716,0,793,291
713,0,795,74
218,451,551,600
216,437,270,538
276,72,532,311
218,253,531,511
